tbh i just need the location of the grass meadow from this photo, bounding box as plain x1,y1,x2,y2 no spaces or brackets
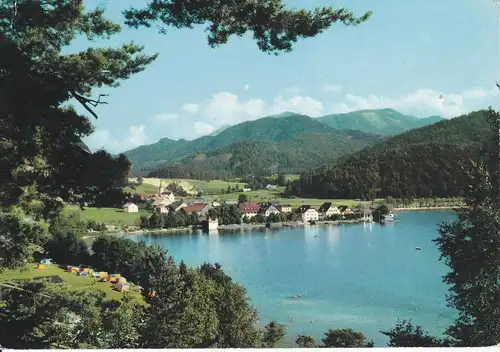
0,264,144,303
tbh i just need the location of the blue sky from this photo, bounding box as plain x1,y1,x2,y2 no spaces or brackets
78,0,500,153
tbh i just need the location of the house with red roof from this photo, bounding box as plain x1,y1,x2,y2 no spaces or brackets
182,203,210,216
238,202,261,219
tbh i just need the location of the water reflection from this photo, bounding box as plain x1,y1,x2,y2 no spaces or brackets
363,222,373,232
207,231,221,263
124,211,458,347
327,226,341,250
304,225,320,262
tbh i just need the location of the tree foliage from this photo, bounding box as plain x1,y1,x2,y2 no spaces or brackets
0,212,50,269
144,123,382,179
372,203,389,223
295,334,317,348
261,320,286,347
45,212,90,264
321,328,373,348
293,110,491,199
124,0,371,55
433,109,500,347
380,320,449,347
0,0,156,217
0,281,144,349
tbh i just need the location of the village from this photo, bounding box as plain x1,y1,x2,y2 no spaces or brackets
120,181,385,232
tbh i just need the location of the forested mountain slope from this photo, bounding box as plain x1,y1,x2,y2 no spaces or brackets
150,129,383,179
316,108,444,136
292,110,492,199
126,114,384,176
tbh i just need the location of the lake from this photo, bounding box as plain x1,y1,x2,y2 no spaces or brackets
126,210,458,346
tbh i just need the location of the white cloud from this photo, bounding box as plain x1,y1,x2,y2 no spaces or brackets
181,103,199,114
151,113,179,122
327,87,497,118
84,124,149,153
85,130,114,151
244,84,250,91
127,125,149,147
202,92,267,125
149,84,500,141
323,84,343,93
270,95,324,117
194,85,499,131
200,91,328,126
193,121,214,136
462,87,498,99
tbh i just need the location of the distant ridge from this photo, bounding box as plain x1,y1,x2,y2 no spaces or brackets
124,113,384,177
269,111,300,118
123,108,445,177
209,125,230,136
316,108,444,136
294,110,490,199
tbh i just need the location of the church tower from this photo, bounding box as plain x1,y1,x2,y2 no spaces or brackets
158,180,164,195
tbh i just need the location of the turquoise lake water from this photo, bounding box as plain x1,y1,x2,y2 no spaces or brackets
126,210,458,346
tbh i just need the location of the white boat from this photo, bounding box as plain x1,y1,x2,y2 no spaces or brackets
383,212,395,221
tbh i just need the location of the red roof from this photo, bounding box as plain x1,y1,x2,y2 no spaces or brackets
238,202,261,213
183,203,208,213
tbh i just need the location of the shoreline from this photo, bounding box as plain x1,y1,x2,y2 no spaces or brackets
81,208,462,241
394,206,463,211
82,218,372,240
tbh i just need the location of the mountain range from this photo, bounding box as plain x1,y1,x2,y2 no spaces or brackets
316,108,444,136
123,109,445,178
293,110,491,199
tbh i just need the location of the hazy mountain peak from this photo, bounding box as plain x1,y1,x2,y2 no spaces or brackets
317,108,444,136
269,111,300,118
209,125,230,136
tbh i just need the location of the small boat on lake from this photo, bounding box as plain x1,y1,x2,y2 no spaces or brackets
383,212,395,222
415,247,421,251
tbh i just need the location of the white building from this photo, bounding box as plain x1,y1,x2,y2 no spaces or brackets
155,181,176,204
123,202,139,213
201,218,219,231
318,202,341,219
160,191,175,203
296,205,319,223
155,205,169,214
276,204,292,213
263,204,282,218
152,198,170,208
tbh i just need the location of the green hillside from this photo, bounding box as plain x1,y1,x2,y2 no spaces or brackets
154,128,381,179
316,108,444,136
126,114,384,176
209,125,230,136
292,110,491,200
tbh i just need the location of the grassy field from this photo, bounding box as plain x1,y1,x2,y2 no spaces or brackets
207,188,366,207
64,205,150,226
0,264,144,302
129,177,243,195
124,182,159,195
65,176,364,227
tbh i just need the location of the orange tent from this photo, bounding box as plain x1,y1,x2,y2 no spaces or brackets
115,283,130,292
67,266,79,273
